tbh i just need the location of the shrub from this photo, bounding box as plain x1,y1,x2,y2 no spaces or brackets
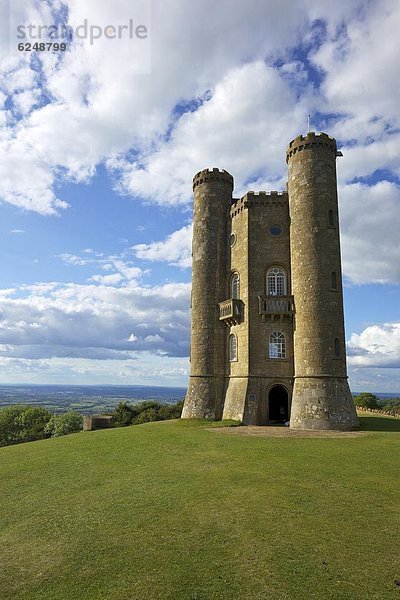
134,407,159,424
379,398,400,415
112,402,137,426
157,400,184,420
111,399,183,427
354,392,380,410
45,412,83,437
0,405,52,447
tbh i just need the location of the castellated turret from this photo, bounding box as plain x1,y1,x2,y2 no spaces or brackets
182,133,358,430
286,133,358,429
182,168,234,420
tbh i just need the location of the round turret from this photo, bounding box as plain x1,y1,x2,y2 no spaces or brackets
287,131,358,430
182,167,234,420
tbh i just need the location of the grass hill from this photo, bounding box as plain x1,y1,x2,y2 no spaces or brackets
0,417,399,600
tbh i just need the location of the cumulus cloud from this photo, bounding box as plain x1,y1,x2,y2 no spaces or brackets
0,0,308,214
0,277,190,360
311,0,400,133
348,323,400,368
2,0,376,214
109,61,310,205
337,135,400,183
0,243,190,367
59,253,93,266
339,181,400,284
133,224,192,268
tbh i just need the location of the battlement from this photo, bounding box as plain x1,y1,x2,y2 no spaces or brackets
286,132,338,163
230,190,288,217
193,168,234,191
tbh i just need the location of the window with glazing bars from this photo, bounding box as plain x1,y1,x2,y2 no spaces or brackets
269,331,286,358
267,267,286,296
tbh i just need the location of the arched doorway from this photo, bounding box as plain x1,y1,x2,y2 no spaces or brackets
268,385,289,421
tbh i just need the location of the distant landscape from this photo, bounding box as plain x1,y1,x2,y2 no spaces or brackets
0,385,187,415
0,385,398,415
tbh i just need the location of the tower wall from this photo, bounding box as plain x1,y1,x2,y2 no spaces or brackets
182,168,233,419
286,133,358,430
222,192,295,424
222,198,250,421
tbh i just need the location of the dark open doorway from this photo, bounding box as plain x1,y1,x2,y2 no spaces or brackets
268,385,289,421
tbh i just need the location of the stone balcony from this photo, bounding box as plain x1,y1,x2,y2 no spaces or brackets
258,294,295,322
218,298,243,326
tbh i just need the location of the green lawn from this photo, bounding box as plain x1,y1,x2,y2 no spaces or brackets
0,417,399,600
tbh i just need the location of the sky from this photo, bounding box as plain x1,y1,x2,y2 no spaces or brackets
0,0,399,392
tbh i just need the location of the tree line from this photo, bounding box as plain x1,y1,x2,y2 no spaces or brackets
354,393,400,414
0,399,183,447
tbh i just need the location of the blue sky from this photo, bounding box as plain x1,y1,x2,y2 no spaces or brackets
0,0,399,391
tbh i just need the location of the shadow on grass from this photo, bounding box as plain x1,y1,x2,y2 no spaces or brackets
359,415,400,432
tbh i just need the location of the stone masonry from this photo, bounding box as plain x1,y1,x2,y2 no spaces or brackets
181,132,359,430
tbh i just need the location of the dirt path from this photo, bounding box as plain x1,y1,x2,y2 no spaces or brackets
207,426,366,438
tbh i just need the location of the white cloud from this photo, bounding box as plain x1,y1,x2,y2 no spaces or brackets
0,270,190,360
339,181,400,284
337,135,400,183
59,253,93,266
348,323,400,368
110,61,308,205
89,273,124,285
0,0,312,214
133,224,192,268
311,0,400,132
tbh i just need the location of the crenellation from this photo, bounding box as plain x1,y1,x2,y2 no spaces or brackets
192,168,234,191
286,131,337,163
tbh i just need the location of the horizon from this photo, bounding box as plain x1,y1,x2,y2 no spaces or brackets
0,1,399,391
0,382,398,398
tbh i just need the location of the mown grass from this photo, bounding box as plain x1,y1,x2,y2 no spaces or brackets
0,416,399,600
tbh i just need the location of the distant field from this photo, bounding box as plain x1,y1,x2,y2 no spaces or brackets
0,416,399,599
0,385,186,414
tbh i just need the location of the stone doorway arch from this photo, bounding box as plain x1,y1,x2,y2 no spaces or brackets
268,385,289,422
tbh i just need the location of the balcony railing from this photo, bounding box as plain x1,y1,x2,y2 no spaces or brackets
258,294,294,321
218,298,243,325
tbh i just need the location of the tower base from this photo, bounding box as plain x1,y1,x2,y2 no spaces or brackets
182,376,225,420
223,377,283,425
290,377,358,430
222,377,253,423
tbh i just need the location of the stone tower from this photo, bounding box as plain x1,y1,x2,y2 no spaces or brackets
182,168,233,420
182,132,358,430
286,133,358,429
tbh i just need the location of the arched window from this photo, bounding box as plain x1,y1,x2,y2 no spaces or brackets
267,267,286,296
334,338,340,357
269,332,286,359
229,334,237,361
230,272,240,299
331,271,337,289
